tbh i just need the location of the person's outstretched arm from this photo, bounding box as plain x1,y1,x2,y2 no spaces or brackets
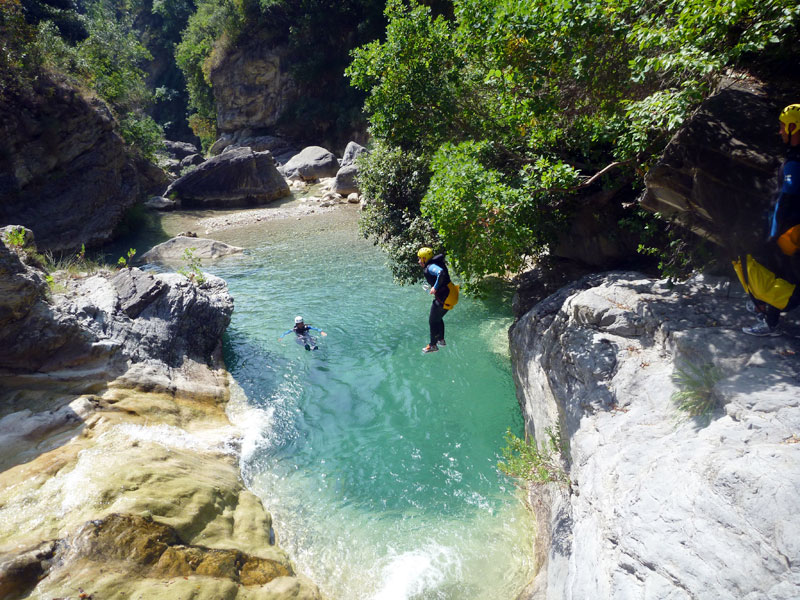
278,329,294,340
427,264,443,293
306,326,327,336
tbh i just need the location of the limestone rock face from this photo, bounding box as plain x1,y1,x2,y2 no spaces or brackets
644,80,784,251
0,75,168,252
58,268,233,367
0,231,322,600
140,235,244,265
210,44,298,134
165,147,290,207
280,146,339,181
510,272,800,599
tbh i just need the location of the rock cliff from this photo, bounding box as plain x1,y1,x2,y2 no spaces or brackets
0,75,168,253
644,78,789,251
0,232,321,599
510,272,800,599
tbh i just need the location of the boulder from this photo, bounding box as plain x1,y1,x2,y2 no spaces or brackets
0,75,168,252
165,147,290,208
163,140,199,160
139,236,244,265
279,146,339,181
179,153,204,169
341,141,366,167
0,229,234,373
216,134,298,165
60,268,234,367
332,163,359,195
644,80,784,251
510,272,800,599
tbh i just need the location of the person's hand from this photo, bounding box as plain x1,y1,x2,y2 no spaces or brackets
321,331,327,336
430,287,436,295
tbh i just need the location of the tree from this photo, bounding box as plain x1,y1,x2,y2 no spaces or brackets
347,0,800,288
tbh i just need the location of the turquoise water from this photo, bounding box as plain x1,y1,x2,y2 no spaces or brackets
205,214,535,599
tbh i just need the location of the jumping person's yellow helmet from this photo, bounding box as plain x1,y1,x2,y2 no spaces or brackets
418,247,434,261
779,104,800,133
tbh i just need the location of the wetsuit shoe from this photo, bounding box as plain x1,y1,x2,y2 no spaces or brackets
438,339,446,346
741,321,781,337
422,344,439,353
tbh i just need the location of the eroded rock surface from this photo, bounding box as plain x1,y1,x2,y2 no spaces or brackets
510,272,800,599
0,232,321,600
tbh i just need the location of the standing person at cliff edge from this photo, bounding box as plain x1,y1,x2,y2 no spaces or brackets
735,103,800,336
418,247,459,353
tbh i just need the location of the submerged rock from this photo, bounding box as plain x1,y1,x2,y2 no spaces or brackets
510,272,800,599
139,235,244,265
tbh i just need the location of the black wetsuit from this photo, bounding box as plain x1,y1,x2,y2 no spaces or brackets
423,254,451,346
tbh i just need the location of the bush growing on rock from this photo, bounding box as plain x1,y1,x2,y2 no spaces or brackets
347,0,800,287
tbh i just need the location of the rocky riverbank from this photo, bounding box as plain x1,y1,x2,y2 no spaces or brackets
0,229,321,599
510,272,800,599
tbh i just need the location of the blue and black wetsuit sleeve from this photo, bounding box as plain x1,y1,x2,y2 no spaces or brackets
769,159,800,239
427,264,443,290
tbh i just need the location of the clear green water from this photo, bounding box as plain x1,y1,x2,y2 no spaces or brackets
168,210,535,599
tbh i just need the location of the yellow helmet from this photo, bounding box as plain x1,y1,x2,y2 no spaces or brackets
779,104,800,133
417,247,434,261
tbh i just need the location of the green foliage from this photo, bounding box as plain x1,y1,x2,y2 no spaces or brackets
3,0,165,158
347,0,800,288
422,141,565,289
498,426,569,486
175,0,239,131
118,112,164,160
3,226,27,248
672,361,724,419
77,3,153,110
347,0,463,152
42,246,103,276
117,247,137,268
177,247,206,285
356,140,439,283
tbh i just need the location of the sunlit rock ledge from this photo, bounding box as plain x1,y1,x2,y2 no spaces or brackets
510,271,800,599
0,231,321,600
